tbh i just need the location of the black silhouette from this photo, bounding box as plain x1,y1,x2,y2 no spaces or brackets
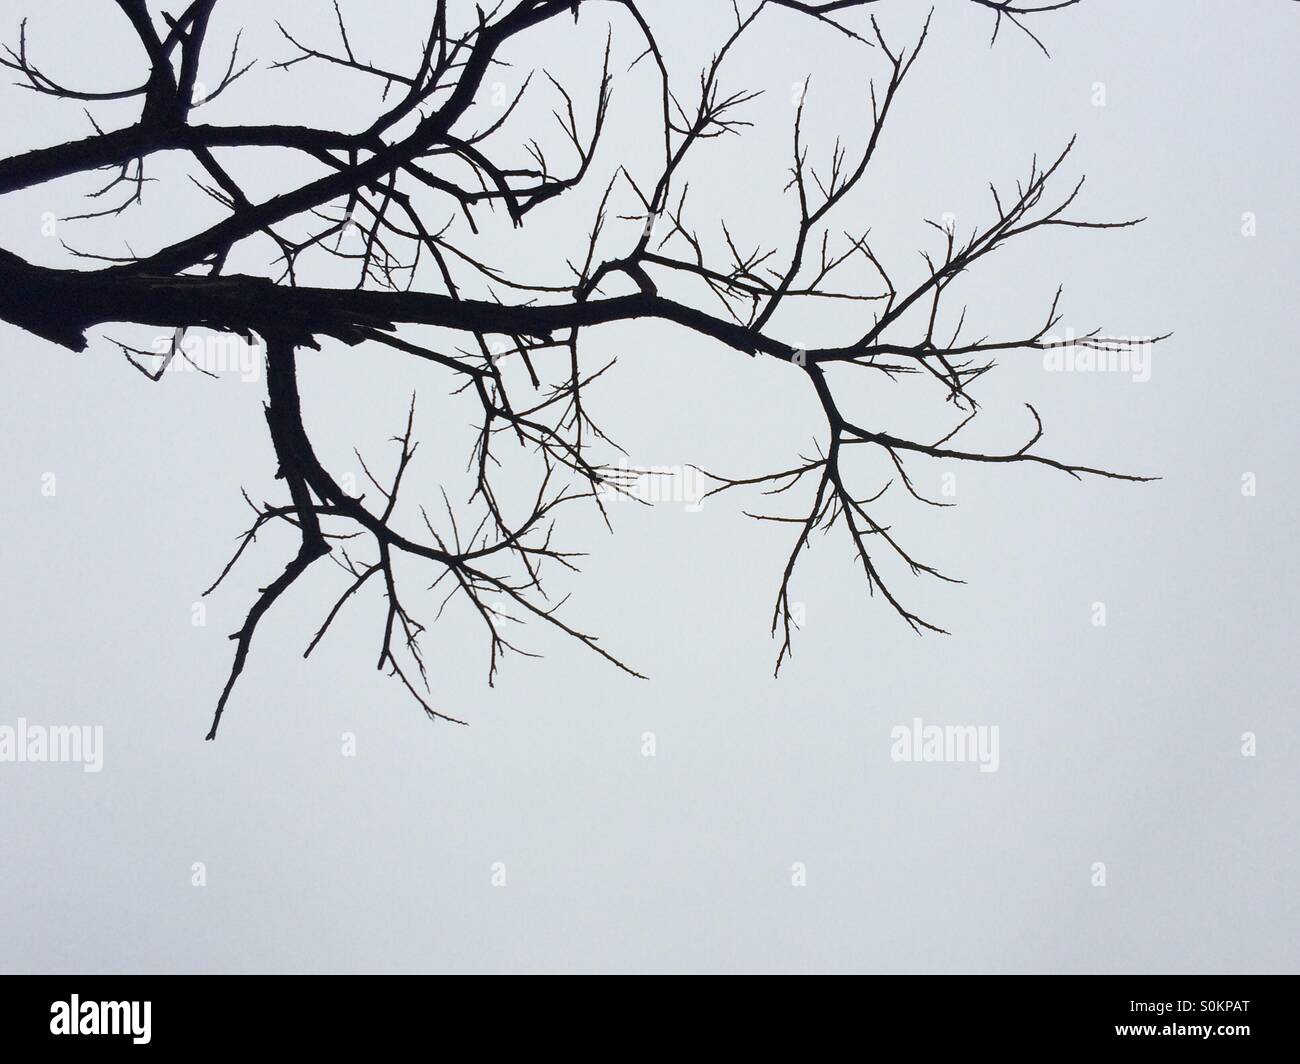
0,0,1160,737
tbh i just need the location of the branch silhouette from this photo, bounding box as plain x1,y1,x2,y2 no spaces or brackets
0,0,1160,737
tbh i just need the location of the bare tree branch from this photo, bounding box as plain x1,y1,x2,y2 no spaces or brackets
0,0,1161,736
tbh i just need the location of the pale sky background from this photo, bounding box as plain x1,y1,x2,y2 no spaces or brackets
1,0,1297,973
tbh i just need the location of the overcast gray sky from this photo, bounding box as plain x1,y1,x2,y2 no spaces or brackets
1,0,1297,973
